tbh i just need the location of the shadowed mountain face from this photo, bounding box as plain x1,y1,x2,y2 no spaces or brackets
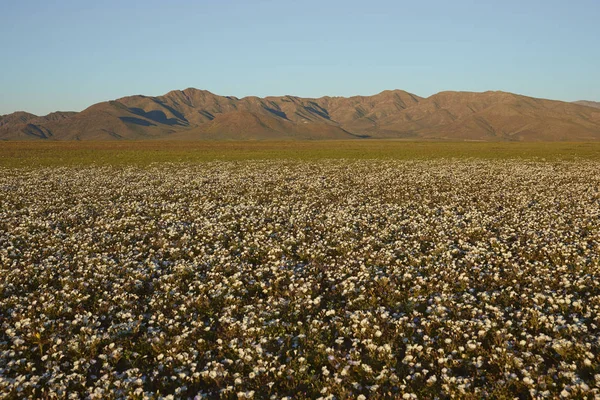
2,89,600,140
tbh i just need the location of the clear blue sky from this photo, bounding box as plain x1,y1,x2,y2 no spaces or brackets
1,0,598,115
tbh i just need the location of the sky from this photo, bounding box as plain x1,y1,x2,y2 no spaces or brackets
1,0,599,115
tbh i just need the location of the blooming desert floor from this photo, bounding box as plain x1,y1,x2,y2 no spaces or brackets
1,147,599,398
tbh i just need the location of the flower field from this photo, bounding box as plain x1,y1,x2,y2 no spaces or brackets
1,160,599,399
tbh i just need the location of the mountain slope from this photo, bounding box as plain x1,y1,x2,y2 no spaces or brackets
0,111,77,139
387,92,600,141
574,100,600,109
2,89,600,141
174,110,361,140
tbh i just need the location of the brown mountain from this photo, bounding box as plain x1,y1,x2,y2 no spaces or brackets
574,100,600,109
2,89,600,141
0,111,77,139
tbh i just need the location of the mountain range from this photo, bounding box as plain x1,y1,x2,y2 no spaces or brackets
1,88,600,141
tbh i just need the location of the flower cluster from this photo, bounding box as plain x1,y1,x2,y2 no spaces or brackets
0,160,599,399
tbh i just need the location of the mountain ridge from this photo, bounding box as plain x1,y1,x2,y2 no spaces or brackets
2,89,600,141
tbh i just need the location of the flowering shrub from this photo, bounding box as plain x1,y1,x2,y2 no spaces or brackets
0,160,599,399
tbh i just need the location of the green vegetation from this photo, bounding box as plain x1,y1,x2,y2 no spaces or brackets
2,140,600,167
